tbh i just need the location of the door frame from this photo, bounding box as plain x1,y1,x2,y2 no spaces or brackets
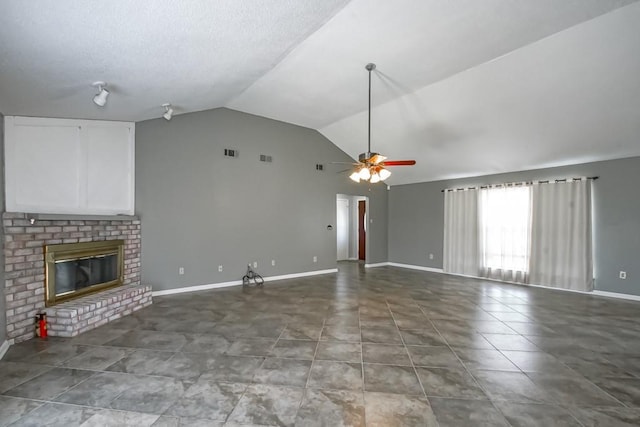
336,196,350,261
336,194,369,263
358,199,366,261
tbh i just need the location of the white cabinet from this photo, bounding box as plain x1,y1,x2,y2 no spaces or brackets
4,116,135,215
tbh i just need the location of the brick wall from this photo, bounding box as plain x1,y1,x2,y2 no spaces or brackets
3,213,142,343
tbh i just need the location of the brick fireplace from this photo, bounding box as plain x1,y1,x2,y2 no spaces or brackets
3,212,150,343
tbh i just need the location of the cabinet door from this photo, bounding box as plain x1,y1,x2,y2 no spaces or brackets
6,118,83,212
87,125,134,213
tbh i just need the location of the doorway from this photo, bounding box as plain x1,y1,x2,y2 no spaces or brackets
336,194,368,262
336,198,349,261
358,200,366,261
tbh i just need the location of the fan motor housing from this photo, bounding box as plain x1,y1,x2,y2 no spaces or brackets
359,151,378,163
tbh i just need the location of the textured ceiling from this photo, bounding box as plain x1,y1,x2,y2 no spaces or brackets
1,0,640,185
0,0,350,121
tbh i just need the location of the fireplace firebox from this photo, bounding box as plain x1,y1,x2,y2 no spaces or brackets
44,240,125,306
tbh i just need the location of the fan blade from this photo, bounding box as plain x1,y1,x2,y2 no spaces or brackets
336,168,352,174
331,161,360,165
380,160,416,166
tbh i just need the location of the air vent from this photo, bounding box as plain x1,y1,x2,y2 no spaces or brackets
259,154,273,163
224,149,238,158
315,164,324,171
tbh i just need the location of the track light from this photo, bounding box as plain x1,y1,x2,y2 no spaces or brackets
162,103,174,121
92,81,109,107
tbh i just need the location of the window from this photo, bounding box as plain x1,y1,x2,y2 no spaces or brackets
479,185,531,274
444,179,592,290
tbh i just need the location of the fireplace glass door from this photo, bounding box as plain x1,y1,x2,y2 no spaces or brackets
45,240,124,306
55,254,119,295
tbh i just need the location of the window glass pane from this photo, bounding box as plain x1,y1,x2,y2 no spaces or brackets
479,186,531,272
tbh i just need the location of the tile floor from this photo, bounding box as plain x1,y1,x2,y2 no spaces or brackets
1,262,640,426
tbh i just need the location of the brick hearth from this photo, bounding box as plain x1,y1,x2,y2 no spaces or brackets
46,283,152,337
3,212,146,343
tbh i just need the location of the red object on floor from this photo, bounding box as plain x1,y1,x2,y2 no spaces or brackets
39,313,48,338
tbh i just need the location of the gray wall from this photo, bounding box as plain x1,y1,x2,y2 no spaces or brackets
0,113,5,344
389,157,640,296
136,108,388,292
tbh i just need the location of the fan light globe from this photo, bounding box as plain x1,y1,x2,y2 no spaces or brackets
349,171,361,182
370,172,381,184
359,167,371,180
379,168,392,181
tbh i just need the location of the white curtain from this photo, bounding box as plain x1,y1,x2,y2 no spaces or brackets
443,189,479,276
529,179,593,291
479,185,531,283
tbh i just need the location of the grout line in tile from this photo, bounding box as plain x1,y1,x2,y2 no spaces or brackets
386,297,428,399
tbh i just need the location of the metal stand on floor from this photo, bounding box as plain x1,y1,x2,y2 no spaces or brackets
242,265,264,287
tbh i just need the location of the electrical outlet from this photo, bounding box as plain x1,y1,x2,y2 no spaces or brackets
253,261,258,268
271,260,275,266
620,271,627,279
313,256,317,263
429,253,434,260
218,265,223,272
178,267,184,275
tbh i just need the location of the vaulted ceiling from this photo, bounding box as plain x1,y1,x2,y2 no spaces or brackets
2,0,639,184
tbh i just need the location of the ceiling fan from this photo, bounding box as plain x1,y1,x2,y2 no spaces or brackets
343,63,416,183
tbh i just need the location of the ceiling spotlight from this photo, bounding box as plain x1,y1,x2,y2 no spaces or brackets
92,81,109,107
162,103,174,121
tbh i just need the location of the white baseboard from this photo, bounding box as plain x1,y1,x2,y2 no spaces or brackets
593,290,640,302
441,270,595,295
151,262,640,303
364,262,390,268
152,268,338,297
264,269,338,282
364,262,444,273
376,263,640,302
153,279,243,296
0,340,11,359
443,270,640,302
386,262,444,273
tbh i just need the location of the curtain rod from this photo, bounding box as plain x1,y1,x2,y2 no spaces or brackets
441,176,599,193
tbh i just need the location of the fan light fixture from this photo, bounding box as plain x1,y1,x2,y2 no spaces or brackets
162,103,174,121
92,81,109,107
349,63,392,183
